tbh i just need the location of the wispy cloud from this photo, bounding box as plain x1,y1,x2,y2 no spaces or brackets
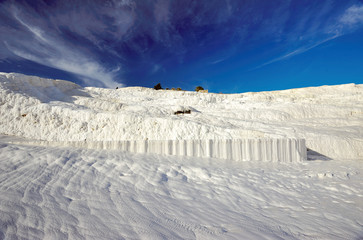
0,1,135,88
254,2,363,70
209,57,228,65
0,0,255,86
154,0,170,25
1,0,362,89
339,4,363,26
6,18,119,88
252,34,340,71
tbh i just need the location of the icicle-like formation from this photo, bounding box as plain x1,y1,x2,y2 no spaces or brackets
24,139,307,162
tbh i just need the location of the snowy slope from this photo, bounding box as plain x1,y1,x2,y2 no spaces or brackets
0,72,362,160
0,73,363,239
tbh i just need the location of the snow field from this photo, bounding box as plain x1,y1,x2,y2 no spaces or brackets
0,72,363,239
1,72,362,160
0,140,362,239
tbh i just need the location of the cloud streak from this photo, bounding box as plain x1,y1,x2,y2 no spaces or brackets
252,34,340,71
254,2,363,70
339,4,363,26
0,1,136,87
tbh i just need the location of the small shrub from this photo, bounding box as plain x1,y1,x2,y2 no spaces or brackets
154,83,162,90
174,109,191,115
195,86,204,92
177,87,182,91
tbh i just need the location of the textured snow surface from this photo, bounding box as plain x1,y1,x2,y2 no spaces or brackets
0,72,362,160
0,73,363,159
0,72,362,239
0,137,362,239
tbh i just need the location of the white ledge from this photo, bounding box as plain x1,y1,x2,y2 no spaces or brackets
17,138,307,162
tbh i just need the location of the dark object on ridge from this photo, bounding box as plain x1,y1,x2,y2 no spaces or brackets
174,109,191,115
154,83,162,90
195,86,204,92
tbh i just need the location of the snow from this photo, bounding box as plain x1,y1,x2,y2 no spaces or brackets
1,72,362,159
0,137,362,239
0,72,362,239
15,139,307,162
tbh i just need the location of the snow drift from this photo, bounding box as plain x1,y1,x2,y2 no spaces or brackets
0,72,362,160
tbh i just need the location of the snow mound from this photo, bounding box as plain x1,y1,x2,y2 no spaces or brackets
1,72,362,160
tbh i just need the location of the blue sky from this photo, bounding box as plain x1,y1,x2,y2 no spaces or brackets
0,0,363,93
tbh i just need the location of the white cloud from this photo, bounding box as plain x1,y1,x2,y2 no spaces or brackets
4,4,122,88
339,4,363,26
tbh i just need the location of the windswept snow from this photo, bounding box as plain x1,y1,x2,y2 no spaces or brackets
0,72,362,239
0,137,362,239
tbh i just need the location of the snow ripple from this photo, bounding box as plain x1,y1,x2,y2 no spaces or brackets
0,141,362,239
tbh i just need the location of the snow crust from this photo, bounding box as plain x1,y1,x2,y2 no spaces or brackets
1,72,362,160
